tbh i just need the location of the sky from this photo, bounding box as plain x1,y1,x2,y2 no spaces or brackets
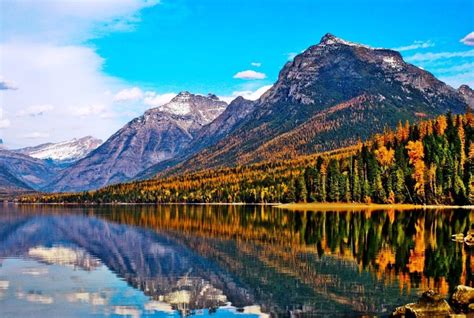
0,0,473,148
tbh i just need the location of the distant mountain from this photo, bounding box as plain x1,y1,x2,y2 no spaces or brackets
137,96,257,179
15,136,102,165
47,92,227,192
144,33,471,176
0,149,57,191
459,84,474,109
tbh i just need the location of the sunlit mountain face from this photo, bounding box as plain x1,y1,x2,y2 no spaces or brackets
0,204,473,317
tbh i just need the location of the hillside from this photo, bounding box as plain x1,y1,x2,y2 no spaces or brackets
28,112,474,205
46,92,228,192
0,149,58,191
142,33,470,178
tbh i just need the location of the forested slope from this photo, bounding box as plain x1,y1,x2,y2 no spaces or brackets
27,112,474,205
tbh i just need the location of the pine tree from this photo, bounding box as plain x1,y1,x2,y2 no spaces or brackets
295,174,308,202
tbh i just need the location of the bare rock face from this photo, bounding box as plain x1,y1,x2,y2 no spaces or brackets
450,285,474,313
47,92,227,192
147,33,470,175
391,290,454,318
458,85,474,109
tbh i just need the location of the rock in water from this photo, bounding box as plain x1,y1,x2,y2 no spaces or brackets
391,290,453,317
450,285,474,313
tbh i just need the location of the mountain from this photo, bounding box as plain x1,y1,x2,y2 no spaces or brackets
15,136,102,165
136,96,257,179
143,33,471,177
47,92,227,192
459,84,474,108
0,149,57,191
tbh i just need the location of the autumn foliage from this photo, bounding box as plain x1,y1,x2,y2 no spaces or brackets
26,112,474,205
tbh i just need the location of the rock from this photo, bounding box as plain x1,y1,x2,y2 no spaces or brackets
391,290,454,317
450,285,474,312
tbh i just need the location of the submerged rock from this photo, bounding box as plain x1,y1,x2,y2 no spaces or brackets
450,285,474,313
390,290,454,317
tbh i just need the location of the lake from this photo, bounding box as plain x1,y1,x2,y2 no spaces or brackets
0,204,472,317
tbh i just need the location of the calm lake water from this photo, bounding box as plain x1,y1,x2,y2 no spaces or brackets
0,204,473,317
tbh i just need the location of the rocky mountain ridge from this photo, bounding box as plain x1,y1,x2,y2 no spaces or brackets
143,33,470,176
46,92,228,192
15,136,102,165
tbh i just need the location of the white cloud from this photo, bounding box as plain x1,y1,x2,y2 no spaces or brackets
23,132,50,139
114,87,144,102
406,49,474,62
1,0,160,44
460,32,474,46
143,92,176,107
17,105,54,117
0,42,125,147
0,1,160,148
233,70,266,80
220,85,272,103
251,62,262,67
393,40,434,52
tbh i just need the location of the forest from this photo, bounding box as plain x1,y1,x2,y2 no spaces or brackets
27,112,474,205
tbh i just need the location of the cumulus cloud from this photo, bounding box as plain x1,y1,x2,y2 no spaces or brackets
0,42,126,147
460,32,474,46
17,105,54,117
251,62,262,67
114,87,144,102
1,0,160,44
143,92,176,107
405,49,474,62
233,70,266,80
0,1,160,148
393,40,434,52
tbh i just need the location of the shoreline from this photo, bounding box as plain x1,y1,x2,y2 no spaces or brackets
276,202,474,211
4,201,474,210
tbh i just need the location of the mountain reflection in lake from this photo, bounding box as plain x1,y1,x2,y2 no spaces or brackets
0,205,473,317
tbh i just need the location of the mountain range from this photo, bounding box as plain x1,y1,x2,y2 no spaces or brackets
2,33,474,194
15,136,102,165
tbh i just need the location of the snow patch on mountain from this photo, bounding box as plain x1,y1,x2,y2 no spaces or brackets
16,136,102,163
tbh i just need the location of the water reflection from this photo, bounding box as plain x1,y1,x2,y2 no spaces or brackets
0,204,473,317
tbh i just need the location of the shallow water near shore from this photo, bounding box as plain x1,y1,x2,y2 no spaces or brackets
0,204,473,317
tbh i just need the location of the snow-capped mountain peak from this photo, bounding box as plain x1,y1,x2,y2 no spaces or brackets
156,91,227,123
15,136,102,163
159,91,193,115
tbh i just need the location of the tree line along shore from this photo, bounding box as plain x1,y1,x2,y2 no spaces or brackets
22,112,474,205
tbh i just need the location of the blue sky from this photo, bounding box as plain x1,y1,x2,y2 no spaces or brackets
0,0,473,147
92,0,474,94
